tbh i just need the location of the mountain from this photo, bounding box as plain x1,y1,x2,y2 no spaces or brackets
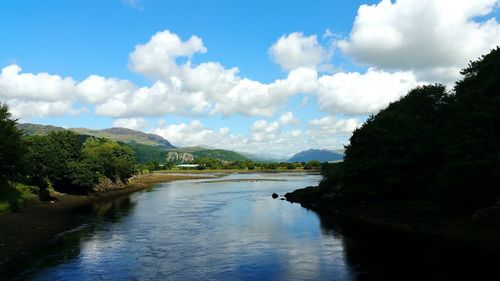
240,152,287,163
17,123,175,149
71,127,175,149
166,147,249,163
17,123,66,135
16,123,249,164
288,149,344,163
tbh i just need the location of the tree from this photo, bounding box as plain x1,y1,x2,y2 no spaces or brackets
343,84,448,198
0,103,25,184
434,47,500,209
82,138,135,183
304,160,321,170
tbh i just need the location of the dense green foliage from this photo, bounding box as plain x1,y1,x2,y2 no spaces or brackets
125,142,167,164
22,133,136,194
322,47,500,211
82,138,136,182
0,103,25,184
191,149,249,162
0,104,40,212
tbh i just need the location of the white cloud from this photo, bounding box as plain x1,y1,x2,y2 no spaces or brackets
316,68,420,115
93,30,317,118
77,75,136,104
150,113,358,157
338,0,500,82
112,117,148,131
269,32,331,71
0,65,83,118
309,116,361,135
306,116,362,150
212,67,318,117
152,120,242,148
279,111,299,125
5,99,81,119
0,64,75,102
129,30,207,80
94,80,211,117
151,113,308,156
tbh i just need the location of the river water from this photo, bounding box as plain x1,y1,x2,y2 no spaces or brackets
15,173,495,281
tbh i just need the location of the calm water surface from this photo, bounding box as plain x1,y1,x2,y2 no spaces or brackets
16,173,494,281
23,173,355,281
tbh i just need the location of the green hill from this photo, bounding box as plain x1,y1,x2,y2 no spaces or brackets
16,123,249,164
71,127,175,149
165,147,249,163
17,123,66,135
17,123,175,149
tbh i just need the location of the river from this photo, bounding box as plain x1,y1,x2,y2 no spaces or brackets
13,173,493,280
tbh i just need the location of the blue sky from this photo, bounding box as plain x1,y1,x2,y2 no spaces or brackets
1,0,499,157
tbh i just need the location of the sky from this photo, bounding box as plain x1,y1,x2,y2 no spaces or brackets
1,0,500,158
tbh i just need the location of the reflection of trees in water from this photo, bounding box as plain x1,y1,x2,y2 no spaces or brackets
315,210,496,281
90,196,137,222
19,196,137,280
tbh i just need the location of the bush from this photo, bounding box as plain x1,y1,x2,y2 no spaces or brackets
0,182,39,215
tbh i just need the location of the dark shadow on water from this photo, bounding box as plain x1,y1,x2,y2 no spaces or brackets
8,196,137,281
316,212,499,281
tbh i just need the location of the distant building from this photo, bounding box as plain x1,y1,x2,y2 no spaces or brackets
177,164,199,168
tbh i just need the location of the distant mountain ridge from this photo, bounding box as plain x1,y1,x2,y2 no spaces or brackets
17,123,175,149
288,149,344,163
72,127,175,149
16,123,249,163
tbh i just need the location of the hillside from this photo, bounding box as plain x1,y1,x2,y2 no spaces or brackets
17,123,175,149
17,123,66,135
72,127,175,149
166,147,249,163
16,123,249,164
288,149,344,163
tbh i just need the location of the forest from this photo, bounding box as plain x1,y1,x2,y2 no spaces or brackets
0,112,136,213
290,47,500,213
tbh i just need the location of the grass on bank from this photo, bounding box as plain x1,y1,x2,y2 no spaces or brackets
0,183,39,215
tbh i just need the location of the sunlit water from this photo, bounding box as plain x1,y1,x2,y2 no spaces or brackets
15,173,496,281
23,173,355,281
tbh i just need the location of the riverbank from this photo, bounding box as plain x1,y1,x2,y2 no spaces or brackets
285,186,500,259
0,172,209,277
161,168,319,174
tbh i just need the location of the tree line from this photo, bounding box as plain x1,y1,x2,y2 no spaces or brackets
319,47,500,211
0,108,136,210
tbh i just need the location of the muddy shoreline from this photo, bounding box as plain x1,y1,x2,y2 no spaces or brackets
0,173,208,278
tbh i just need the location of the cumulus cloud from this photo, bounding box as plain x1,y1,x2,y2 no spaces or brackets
307,116,362,150
338,0,500,82
112,117,148,130
150,113,358,157
0,29,439,120
151,113,308,156
97,30,323,118
250,112,300,142
0,65,83,118
269,32,331,71
309,116,361,135
129,30,207,80
0,65,75,102
152,120,240,148
6,99,81,119
317,68,420,115
77,75,136,104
